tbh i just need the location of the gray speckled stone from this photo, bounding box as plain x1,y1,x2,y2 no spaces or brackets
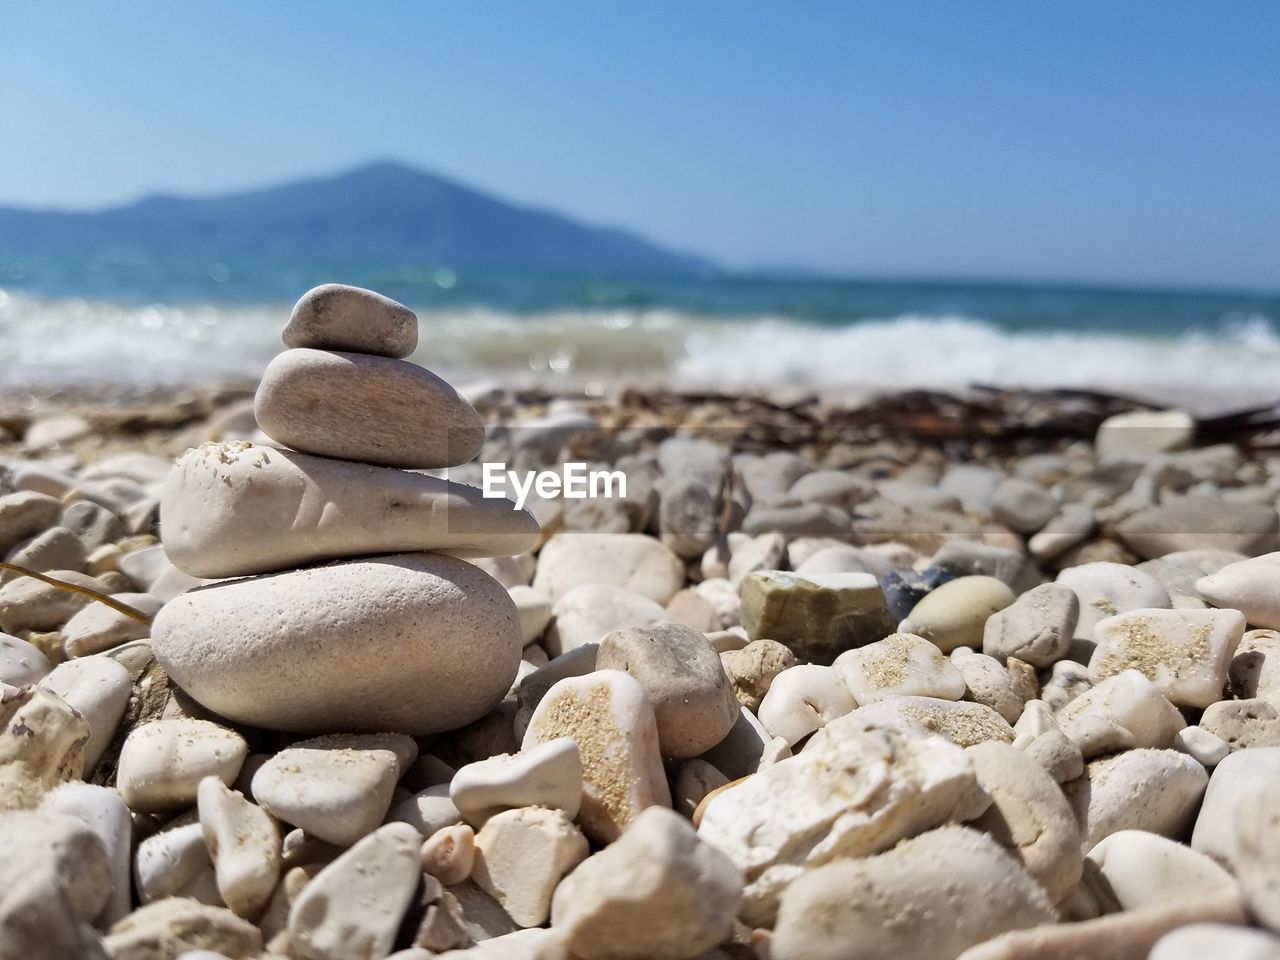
598,622,739,758
283,283,418,357
982,582,1079,667
254,348,484,468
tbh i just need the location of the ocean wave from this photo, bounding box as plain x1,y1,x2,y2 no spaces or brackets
675,313,1280,410
2,289,1278,411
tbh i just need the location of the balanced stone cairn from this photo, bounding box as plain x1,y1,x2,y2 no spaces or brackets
152,284,540,733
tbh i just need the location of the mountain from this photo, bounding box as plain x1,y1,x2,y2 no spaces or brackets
0,161,715,274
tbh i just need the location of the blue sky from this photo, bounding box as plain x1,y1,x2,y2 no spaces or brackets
2,2,1277,289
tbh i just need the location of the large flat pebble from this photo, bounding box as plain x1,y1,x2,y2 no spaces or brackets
161,442,538,578
153,552,521,734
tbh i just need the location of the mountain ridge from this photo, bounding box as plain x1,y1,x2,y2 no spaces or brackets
0,161,716,274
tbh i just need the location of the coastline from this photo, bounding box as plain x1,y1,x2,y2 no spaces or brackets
5,280,1280,414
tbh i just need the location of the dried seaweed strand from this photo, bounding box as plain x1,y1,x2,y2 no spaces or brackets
0,562,153,625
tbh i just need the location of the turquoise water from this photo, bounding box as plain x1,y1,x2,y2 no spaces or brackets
1,250,1278,409
2,249,1276,335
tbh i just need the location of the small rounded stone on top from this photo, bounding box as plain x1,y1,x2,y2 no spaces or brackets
283,283,418,358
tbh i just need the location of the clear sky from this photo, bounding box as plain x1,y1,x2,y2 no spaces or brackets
2,1,1277,289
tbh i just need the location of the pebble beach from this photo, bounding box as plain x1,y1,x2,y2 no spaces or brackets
6,284,1280,960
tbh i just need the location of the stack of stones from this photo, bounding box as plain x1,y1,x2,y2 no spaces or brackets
151,284,540,733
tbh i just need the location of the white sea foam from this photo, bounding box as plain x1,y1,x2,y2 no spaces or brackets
1,289,1277,412
674,313,1280,411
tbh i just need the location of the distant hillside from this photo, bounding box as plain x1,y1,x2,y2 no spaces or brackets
0,161,715,274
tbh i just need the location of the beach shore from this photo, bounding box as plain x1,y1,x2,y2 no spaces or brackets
5,374,1280,957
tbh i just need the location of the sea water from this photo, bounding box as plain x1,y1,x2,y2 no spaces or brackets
1,251,1277,412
